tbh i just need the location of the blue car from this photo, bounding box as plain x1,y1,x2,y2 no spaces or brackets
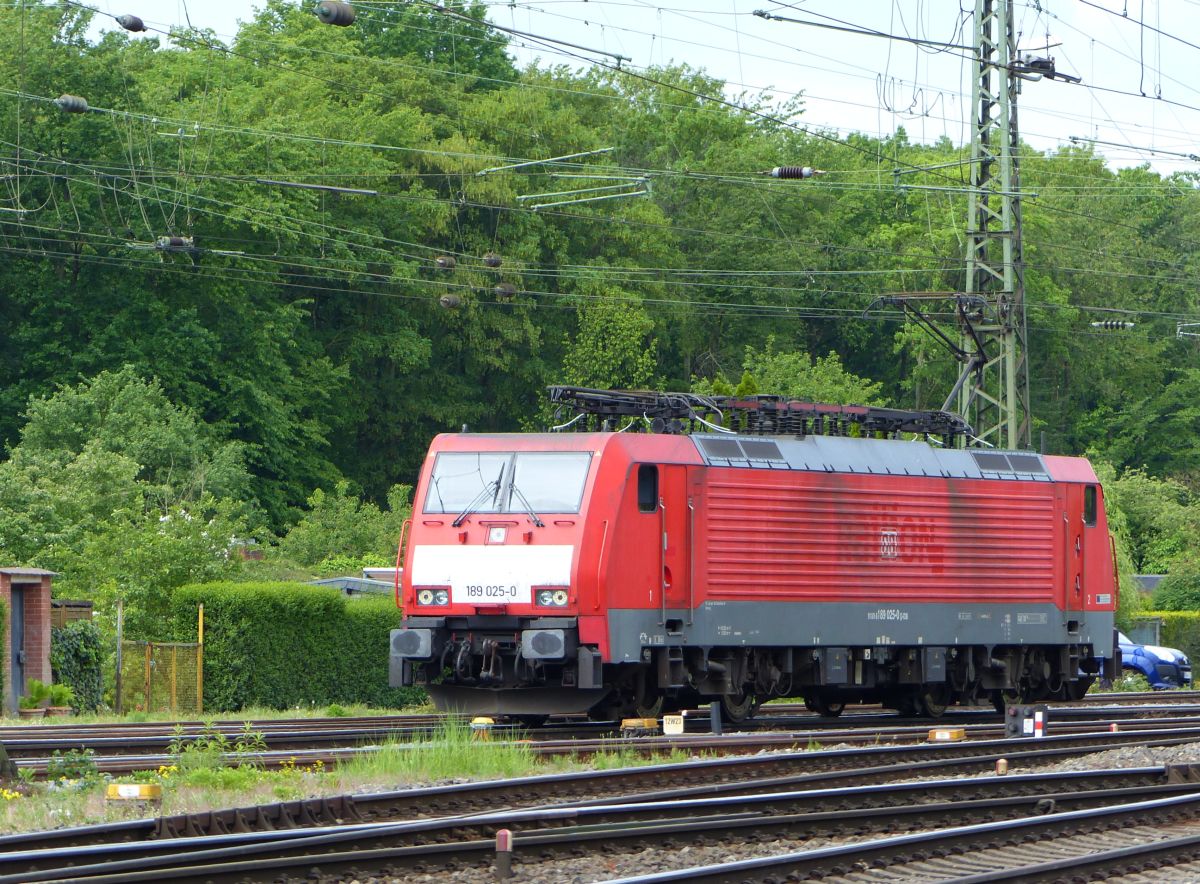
1119,632,1192,689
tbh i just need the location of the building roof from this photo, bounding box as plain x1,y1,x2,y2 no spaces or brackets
0,567,58,577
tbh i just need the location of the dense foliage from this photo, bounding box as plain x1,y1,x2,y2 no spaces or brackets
49,619,104,713
169,582,423,711
1,0,1199,642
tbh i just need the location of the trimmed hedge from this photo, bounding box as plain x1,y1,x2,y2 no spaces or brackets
169,582,425,712
1140,611,1200,664
50,619,104,712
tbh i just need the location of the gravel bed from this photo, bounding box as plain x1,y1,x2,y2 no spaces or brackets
341,741,1200,883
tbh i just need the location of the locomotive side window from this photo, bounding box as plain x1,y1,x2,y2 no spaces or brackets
1084,485,1097,527
637,464,658,513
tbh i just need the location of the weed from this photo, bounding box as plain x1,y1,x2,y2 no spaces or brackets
1108,672,1152,692
46,749,100,784
325,704,350,717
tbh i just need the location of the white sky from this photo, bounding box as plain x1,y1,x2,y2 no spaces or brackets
87,1,1199,174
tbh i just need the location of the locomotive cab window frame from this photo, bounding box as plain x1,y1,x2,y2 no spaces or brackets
637,464,659,513
1083,485,1097,527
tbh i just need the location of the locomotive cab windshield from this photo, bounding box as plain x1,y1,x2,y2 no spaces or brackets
425,451,591,516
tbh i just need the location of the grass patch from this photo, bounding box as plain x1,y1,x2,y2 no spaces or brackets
338,718,536,783
0,715,715,835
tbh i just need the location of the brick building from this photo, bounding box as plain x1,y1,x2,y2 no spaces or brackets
0,568,54,713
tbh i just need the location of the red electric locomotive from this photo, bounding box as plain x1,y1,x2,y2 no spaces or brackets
389,389,1118,720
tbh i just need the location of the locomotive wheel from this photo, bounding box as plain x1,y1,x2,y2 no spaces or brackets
1061,677,1094,701
635,695,664,718
918,685,951,718
804,693,845,718
720,691,758,723
634,669,663,718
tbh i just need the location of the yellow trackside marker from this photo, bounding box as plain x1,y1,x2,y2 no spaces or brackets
470,717,494,741
106,783,162,802
619,717,661,736
928,727,966,742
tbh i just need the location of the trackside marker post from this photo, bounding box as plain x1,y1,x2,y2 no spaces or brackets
495,828,513,879
709,702,722,735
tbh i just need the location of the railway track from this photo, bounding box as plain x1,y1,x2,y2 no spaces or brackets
611,792,1200,882
9,698,1200,777
10,724,1200,848
5,763,1200,881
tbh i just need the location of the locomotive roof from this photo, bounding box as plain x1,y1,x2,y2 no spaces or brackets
428,432,1092,483
690,433,1055,482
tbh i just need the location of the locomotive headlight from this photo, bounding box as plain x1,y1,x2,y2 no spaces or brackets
417,589,434,606
535,588,568,607
434,589,449,606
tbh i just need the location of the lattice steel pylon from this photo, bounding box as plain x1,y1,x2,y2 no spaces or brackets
956,0,1031,450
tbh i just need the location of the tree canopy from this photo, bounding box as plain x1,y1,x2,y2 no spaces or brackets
2,1,1200,630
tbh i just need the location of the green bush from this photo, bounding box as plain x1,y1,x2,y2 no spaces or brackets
1151,562,1200,611
50,620,104,712
1141,611,1200,664
169,582,425,712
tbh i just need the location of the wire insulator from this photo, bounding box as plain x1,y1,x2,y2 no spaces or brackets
316,1,356,26
439,294,462,309
1089,320,1135,330
764,166,819,179
482,252,502,268
155,235,194,250
116,14,146,32
434,256,456,271
54,95,89,114
493,283,517,298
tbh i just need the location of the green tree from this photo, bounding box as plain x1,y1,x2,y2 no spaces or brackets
277,481,411,570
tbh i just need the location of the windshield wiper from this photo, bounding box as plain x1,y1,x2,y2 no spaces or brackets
452,466,504,527
509,482,545,528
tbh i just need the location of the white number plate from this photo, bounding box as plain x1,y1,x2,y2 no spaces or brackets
460,583,523,603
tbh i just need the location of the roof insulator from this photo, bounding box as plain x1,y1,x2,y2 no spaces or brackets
493,283,517,299
434,255,456,271
155,235,194,251
439,294,462,309
762,166,823,179
482,252,502,268
54,94,89,114
315,1,356,26
116,14,146,32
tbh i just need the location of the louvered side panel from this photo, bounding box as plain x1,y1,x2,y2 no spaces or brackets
701,473,1057,603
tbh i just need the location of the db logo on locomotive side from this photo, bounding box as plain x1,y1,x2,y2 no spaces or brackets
879,529,900,559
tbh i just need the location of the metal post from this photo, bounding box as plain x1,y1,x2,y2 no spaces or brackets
709,701,723,735
143,643,152,713
494,828,513,879
196,604,204,714
959,0,1030,450
114,600,123,715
